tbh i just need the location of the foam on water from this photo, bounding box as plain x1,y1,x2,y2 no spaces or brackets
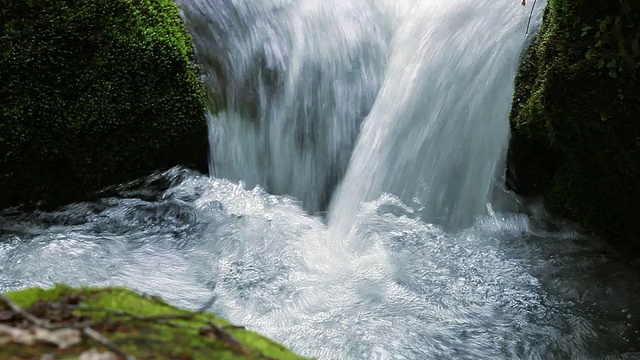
181,0,537,228
2,0,640,358
1,169,639,359
180,0,389,212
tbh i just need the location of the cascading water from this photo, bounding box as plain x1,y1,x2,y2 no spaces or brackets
181,0,527,227
2,1,640,359
2,168,640,359
179,0,389,212
329,0,527,233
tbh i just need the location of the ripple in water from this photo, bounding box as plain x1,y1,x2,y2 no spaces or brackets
1,167,639,359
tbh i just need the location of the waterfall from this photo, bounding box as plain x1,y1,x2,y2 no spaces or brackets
179,0,390,212
7,4,638,359
179,0,537,227
328,0,532,234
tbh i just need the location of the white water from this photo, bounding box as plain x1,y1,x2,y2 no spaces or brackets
1,168,639,359
3,1,640,359
180,0,389,212
329,0,528,233
181,0,532,229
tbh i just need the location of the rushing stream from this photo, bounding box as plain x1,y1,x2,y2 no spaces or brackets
1,168,639,359
2,0,640,359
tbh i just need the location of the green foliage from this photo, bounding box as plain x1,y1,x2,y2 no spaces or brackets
2,285,308,359
509,0,640,251
0,0,208,209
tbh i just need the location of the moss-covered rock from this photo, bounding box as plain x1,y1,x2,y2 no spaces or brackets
0,285,308,359
508,0,640,250
0,0,208,210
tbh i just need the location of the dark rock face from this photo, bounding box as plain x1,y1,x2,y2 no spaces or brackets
508,0,640,250
0,0,208,210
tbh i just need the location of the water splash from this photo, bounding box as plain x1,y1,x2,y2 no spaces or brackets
329,0,536,234
1,168,639,359
179,0,389,212
5,1,638,360
180,0,539,232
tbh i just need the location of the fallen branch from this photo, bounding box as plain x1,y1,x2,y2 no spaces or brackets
0,294,47,327
203,320,281,359
2,296,274,359
71,305,192,321
206,320,245,349
73,305,245,332
221,324,245,330
1,294,135,360
83,326,135,360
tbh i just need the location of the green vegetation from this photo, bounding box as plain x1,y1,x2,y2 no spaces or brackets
509,0,640,250
0,0,208,209
1,285,308,359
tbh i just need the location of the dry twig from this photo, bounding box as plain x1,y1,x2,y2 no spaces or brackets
0,294,47,327
83,326,135,360
2,295,276,359
1,294,135,360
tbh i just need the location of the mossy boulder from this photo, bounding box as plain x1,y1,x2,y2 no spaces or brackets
0,285,308,359
508,0,640,250
0,0,208,210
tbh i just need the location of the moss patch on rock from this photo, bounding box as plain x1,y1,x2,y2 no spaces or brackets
0,285,308,360
508,0,640,250
0,0,208,210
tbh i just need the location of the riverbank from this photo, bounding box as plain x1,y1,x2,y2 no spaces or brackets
0,285,308,360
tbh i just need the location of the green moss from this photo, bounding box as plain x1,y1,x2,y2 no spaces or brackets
509,0,640,250
0,0,209,210
1,285,309,360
